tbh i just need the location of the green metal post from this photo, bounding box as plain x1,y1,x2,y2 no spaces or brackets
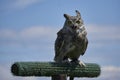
11,62,101,79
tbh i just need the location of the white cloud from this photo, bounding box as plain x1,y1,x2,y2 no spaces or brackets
0,26,57,39
0,29,17,38
1,0,44,10
75,66,120,80
100,66,120,80
12,0,40,9
20,26,57,39
0,26,58,48
0,65,38,80
86,24,120,41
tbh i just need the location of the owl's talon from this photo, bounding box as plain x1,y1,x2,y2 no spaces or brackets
71,60,86,67
78,60,86,67
62,59,70,63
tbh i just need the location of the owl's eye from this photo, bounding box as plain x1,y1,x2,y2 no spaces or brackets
67,20,72,24
76,20,80,24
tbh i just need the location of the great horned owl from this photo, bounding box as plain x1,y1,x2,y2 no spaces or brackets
53,10,88,80
54,10,88,66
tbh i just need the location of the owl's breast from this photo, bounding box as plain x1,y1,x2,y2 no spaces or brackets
66,46,81,60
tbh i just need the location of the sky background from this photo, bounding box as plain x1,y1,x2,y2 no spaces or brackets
0,0,120,80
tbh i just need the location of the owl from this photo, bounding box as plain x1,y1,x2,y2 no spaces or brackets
53,10,88,80
54,10,88,66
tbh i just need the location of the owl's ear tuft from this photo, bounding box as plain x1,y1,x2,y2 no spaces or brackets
64,14,70,20
76,10,81,18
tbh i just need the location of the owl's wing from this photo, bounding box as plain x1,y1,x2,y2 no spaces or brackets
81,37,88,55
54,29,67,61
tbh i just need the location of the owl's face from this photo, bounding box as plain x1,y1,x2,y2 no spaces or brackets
64,10,83,30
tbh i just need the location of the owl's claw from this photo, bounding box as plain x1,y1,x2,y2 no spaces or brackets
71,60,86,67
62,59,70,63
78,60,86,67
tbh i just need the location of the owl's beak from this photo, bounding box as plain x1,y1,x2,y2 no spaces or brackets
71,25,78,30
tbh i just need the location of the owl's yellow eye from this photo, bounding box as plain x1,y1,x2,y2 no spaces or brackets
67,20,72,24
76,20,80,24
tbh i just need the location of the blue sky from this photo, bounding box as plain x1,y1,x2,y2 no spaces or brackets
0,0,120,80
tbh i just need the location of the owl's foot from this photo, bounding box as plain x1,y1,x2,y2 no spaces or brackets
78,60,86,67
71,59,86,67
62,59,70,63
62,56,70,63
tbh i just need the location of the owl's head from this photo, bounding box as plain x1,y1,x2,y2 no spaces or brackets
63,10,84,30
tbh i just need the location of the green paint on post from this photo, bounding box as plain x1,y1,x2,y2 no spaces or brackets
11,62,101,77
